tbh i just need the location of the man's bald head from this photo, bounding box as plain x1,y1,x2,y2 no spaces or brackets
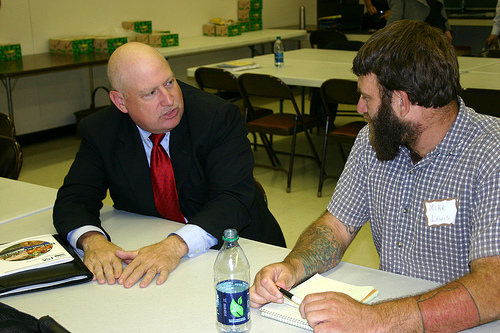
107,42,170,94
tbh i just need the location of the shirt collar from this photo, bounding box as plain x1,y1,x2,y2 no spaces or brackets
136,125,170,150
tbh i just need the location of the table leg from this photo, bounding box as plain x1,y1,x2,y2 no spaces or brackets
0,76,15,123
88,66,95,96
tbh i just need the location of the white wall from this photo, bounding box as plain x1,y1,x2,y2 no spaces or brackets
0,0,316,135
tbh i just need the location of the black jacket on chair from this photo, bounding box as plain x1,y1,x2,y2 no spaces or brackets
53,81,285,248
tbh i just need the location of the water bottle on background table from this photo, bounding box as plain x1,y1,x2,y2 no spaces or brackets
274,36,284,68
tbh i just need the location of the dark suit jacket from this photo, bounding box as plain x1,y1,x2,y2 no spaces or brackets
53,81,285,248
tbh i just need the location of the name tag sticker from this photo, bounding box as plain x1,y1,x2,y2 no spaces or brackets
424,198,457,227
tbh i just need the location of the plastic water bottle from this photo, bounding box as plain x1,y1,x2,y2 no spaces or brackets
214,229,251,333
274,36,284,68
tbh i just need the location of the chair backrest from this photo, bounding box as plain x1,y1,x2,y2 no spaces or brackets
238,73,300,118
0,113,15,138
0,135,23,180
194,67,241,101
309,29,347,49
320,78,360,117
461,88,500,118
323,40,364,51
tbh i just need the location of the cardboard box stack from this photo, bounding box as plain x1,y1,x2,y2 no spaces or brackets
203,18,241,37
123,21,179,48
149,31,179,48
122,21,153,34
0,44,22,61
49,37,95,55
238,0,262,31
47,20,179,56
216,23,241,37
94,37,128,54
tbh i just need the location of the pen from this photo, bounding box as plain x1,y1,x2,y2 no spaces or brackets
277,286,303,305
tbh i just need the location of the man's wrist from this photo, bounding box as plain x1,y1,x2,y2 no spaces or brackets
77,231,107,251
163,234,189,259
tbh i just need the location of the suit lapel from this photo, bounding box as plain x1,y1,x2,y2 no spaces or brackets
170,112,191,190
115,116,157,212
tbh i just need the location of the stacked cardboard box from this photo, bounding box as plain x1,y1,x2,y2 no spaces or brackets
123,21,179,47
94,37,128,54
133,31,179,47
238,0,262,31
122,21,153,34
0,44,22,61
149,32,179,47
49,37,95,55
203,19,241,37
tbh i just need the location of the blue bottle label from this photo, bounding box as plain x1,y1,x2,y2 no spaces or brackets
275,52,283,63
216,280,250,325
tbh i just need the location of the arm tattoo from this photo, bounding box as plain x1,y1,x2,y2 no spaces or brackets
414,281,480,332
287,221,360,282
342,222,360,239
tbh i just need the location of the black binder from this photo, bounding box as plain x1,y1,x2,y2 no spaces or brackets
0,234,93,297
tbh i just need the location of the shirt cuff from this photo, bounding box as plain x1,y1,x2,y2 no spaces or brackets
68,226,108,257
172,224,218,258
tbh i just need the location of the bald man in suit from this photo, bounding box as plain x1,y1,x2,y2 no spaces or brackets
53,42,285,288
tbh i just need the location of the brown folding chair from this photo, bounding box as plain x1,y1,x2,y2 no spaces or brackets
0,113,15,138
318,79,366,197
194,67,272,149
238,73,321,193
461,88,500,118
194,67,243,103
0,135,23,180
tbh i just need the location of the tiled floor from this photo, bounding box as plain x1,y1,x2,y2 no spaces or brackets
16,93,380,269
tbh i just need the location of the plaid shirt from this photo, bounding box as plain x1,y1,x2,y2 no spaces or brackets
328,99,500,283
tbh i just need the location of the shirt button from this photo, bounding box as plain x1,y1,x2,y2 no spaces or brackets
397,241,403,247
402,208,408,214
409,170,415,174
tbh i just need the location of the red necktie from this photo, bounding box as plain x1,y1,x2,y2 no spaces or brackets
149,133,185,223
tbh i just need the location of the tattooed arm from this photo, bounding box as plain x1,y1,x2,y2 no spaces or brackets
296,256,500,332
250,210,500,331
249,210,360,307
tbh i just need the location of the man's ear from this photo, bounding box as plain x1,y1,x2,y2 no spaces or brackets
109,90,128,114
393,90,411,118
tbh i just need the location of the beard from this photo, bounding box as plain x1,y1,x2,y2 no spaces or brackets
366,94,422,161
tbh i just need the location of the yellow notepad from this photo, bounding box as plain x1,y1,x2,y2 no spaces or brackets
260,274,378,331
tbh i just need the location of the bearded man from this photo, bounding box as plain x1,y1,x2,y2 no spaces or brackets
249,20,500,332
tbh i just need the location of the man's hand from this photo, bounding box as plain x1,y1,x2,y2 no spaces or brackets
367,4,377,15
115,234,188,288
299,292,380,332
78,231,125,285
250,262,300,308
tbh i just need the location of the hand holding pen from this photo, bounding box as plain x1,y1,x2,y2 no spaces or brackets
277,286,303,305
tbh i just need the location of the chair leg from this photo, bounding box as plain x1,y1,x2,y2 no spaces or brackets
259,133,281,168
251,132,258,151
287,131,298,193
304,129,322,168
318,121,330,197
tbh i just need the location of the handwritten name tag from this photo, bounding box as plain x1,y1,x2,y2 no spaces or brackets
424,198,457,227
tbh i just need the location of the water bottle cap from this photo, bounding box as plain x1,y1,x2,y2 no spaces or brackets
223,228,239,242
